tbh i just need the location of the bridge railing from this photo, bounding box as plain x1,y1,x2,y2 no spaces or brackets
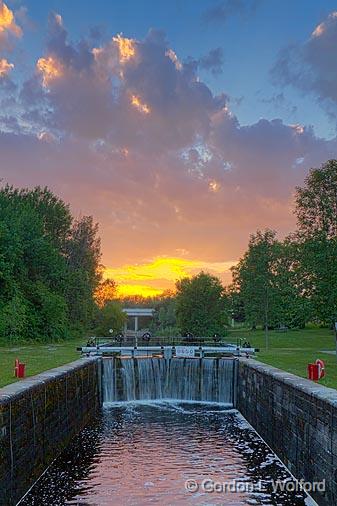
85,335,248,348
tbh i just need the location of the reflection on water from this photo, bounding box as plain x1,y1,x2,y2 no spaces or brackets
21,402,312,505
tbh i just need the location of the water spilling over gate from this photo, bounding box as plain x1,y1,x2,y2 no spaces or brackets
102,357,237,405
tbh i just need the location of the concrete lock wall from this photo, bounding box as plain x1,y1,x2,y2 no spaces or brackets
2,354,337,505
0,358,101,506
237,359,337,506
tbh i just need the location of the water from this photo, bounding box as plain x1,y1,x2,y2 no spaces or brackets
21,402,312,505
103,357,235,405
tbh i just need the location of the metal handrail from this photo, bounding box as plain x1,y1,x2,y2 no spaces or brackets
86,335,238,348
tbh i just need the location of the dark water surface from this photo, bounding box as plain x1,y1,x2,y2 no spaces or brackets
21,402,313,505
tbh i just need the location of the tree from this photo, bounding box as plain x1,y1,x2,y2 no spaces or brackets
295,234,337,325
224,285,245,324
271,238,311,328
94,301,127,336
294,160,337,324
94,279,118,308
231,230,277,333
228,160,337,332
175,272,227,336
231,230,311,334
295,160,337,239
65,215,102,331
3,185,72,250
0,184,102,342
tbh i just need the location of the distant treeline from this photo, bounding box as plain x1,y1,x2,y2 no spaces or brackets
0,185,101,342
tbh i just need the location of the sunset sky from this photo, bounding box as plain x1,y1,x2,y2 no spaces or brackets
1,1,337,296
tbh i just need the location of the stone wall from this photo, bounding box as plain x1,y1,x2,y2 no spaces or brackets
0,358,101,506
237,359,337,505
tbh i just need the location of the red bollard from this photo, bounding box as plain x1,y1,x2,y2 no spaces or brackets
307,359,325,382
17,362,25,378
307,363,319,381
14,359,26,378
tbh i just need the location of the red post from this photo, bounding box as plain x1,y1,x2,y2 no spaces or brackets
14,359,26,378
17,363,25,378
307,363,319,381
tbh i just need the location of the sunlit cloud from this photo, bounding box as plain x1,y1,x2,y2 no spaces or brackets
130,94,151,114
0,1,22,37
113,33,136,63
104,257,237,297
36,55,64,87
312,22,325,38
0,57,13,76
290,124,304,135
37,130,57,143
311,12,337,38
92,46,103,60
209,180,221,192
54,13,63,27
165,48,182,70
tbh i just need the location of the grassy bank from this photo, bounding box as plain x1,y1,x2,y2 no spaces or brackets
228,327,337,389
0,338,87,388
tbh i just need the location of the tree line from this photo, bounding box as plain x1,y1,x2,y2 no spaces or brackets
0,185,101,342
4,159,336,342
230,159,337,329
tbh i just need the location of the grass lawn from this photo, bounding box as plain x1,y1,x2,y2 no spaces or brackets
228,327,337,389
0,337,87,388
0,328,336,390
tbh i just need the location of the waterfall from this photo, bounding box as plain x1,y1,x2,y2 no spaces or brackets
103,357,235,405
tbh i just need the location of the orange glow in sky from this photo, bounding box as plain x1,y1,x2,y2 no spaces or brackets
104,256,236,298
116,284,164,298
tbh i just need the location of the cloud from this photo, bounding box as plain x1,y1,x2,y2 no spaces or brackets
0,1,22,50
272,11,337,120
257,91,298,116
199,47,224,75
36,55,64,87
28,20,218,150
0,56,12,76
1,14,337,293
203,0,262,24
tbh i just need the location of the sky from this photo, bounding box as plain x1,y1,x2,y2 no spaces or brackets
1,0,337,297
